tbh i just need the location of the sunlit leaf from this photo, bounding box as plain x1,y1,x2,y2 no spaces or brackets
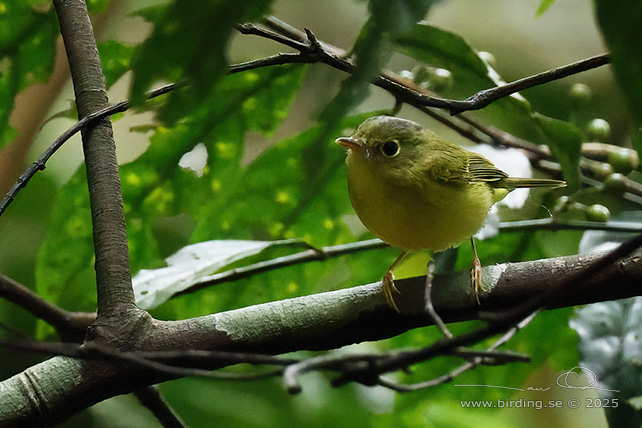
134,239,305,309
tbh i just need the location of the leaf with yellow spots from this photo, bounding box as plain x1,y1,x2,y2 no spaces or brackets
191,112,378,248
35,64,307,322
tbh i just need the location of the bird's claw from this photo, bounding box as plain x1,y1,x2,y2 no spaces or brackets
471,255,484,305
382,270,401,313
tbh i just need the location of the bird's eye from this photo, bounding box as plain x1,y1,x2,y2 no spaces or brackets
380,140,400,157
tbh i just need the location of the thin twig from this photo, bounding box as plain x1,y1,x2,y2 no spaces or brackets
244,19,610,115
0,274,95,340
134,386,187,428
0,82,186,219
376,313,536,392
450,54,610,114
283,353,386,394
499,219,642,233
176,239,387,296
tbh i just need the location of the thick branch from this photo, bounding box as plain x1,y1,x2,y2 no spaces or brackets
1,247,641,425
53,0,136,320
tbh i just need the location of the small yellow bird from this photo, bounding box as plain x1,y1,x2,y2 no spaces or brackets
336,115,565,311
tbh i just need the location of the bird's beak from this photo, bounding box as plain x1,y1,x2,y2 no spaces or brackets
335,136,362,150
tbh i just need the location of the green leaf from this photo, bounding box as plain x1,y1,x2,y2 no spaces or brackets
129,0,273,123
319,1,433,144
98,40,134,89
594,1,642,126
134,239,306,309
395,22,493,96
571,298,642,427
35,65,307,321
35,166,96,320
191,113,376,246
536,0,557,17
594,0,642,162
532,112,582,190
394,22,531,114
0,4,58,148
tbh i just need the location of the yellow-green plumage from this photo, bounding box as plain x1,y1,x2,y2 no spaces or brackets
337,116,564,253
336,116,565,310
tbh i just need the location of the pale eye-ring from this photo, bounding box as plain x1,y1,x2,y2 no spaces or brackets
380,140,401,157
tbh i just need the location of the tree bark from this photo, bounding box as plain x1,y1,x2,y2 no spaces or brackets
54,0,137,324
0,248,640,426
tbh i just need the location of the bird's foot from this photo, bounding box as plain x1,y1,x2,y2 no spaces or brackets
382,270,401,313
471,254,484,305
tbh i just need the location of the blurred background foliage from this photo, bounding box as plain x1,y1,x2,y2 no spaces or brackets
1,0,642,426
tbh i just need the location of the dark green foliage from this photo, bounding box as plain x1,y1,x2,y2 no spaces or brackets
0,3,58,148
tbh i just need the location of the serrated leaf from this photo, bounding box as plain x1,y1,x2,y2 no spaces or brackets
532,112,582,190
134,239,304,310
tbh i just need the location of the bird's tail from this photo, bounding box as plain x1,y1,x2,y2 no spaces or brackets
504,177,567,189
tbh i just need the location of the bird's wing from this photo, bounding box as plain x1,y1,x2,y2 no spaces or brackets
465,154,509,185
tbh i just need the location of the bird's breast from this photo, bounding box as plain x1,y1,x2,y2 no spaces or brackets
345,155,495,251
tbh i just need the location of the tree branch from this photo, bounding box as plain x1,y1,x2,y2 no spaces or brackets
0,19,621,221
0,274,94,341
243,17,610,115
134,386,187,428
53,0,136,321
2,242,642,425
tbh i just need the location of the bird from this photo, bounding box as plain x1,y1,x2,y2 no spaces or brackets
335,115,566,311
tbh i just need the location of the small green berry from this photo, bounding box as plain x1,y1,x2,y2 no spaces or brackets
553,196,570,213
593,162,614,179
603,173,627,196
608,148,638,175
587,118,611,142
399,70,414,80
429,68,453,92
586,204,610,222
569,83,592,105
